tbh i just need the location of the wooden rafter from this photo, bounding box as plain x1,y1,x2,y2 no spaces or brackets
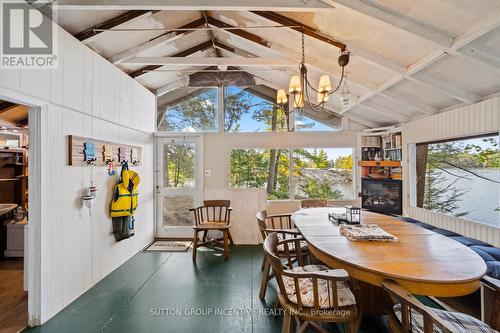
250,11,346,50
74,10,154,42
324,0,453,48
108,17,207,64
129,40,213,78
206,17,269,48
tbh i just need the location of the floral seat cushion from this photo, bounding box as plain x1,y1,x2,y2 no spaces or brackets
282,264,356,309
394,303,498,333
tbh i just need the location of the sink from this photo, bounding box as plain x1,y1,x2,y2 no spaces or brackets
0,203,18,216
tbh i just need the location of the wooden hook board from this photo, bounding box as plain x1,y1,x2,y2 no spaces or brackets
68,135,142,167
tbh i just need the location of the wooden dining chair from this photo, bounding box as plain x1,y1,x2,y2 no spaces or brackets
190,200,234,261
263,232,359,333
300,199,328,208
256,210,309,301
482,275,500,331
382,279,499,333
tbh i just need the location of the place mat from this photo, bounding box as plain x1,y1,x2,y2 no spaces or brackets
339,224,398,242
144,240,193,252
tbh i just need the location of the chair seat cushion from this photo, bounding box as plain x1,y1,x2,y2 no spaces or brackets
393,303,498,333
276,232,308,252
282,264,356,309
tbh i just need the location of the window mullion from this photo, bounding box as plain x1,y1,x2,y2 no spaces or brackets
218,86,225,133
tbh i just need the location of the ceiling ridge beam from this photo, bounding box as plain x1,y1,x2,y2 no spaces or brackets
323,0,453,48
108,17,207,64
74,10,154,43
129,40,213,78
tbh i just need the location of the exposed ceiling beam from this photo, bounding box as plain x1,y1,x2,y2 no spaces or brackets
408,72,481,104
378,91,437,115
206,17,269,48
357,103,408,123
55,0,334,11
129,40,213,78
250,11,345,50
455,45,500,72
341,12,500,114
248,11,405,73
74,10,153,43
107,17,206,64
123,57,296,67
323,0,453,48
208,17,377,92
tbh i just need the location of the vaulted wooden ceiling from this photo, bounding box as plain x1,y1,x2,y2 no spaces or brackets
52,0,500,128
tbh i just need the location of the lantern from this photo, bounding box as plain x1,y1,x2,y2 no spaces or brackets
345,206,361,224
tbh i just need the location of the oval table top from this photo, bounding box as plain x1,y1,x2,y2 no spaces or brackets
291,207,487,297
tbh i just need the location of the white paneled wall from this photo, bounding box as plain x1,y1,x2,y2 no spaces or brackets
402,97,500,247
203,130,358,244
0,26,155,322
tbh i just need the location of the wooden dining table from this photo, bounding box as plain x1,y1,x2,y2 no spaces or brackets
291,207,487,309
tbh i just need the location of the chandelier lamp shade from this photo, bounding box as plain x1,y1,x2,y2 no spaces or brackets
276,28,350,115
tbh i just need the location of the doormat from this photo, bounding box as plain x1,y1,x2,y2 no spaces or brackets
144,240,193,252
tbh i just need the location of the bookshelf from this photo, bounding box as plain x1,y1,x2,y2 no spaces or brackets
356,126,403,215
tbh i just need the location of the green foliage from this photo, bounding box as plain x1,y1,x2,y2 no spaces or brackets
230,148,289,199
164,144,194,188
422,135,499,218
163,89,218,132
334,155,353,170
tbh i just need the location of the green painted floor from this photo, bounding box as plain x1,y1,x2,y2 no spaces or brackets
24,245,389,333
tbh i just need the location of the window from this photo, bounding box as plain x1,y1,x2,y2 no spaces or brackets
224,86,288,132
415,134,499,227
294,112,341,131
293,148,354,199
230,148,289,199
163,143,195,188
157,87,218,132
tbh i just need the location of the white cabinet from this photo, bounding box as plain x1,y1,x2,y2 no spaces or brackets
4,223,25,257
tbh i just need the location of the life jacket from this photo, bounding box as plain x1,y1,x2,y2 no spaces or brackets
110,163,140,217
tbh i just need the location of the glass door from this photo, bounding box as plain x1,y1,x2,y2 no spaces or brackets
155,135,203,238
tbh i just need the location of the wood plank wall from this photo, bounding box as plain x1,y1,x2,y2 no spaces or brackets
0,26,156,323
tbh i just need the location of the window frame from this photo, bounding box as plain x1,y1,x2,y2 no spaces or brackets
408,132,500,227
156,85,345,133
156,86,220,133
228,146,356,201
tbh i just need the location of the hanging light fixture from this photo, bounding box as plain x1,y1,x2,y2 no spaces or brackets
276,27,350,114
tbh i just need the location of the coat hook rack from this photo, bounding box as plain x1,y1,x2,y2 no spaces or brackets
68,135,142,167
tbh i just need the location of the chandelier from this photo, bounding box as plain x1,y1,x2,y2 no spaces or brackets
276,28,351,114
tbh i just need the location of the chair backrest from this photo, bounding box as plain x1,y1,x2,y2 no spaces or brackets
300,199,327,208
191,200,231,226
256,210,294,239
263,232,349,310
482,276,500,331
383,280,456,333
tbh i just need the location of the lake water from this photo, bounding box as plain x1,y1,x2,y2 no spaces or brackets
435,168,499,228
